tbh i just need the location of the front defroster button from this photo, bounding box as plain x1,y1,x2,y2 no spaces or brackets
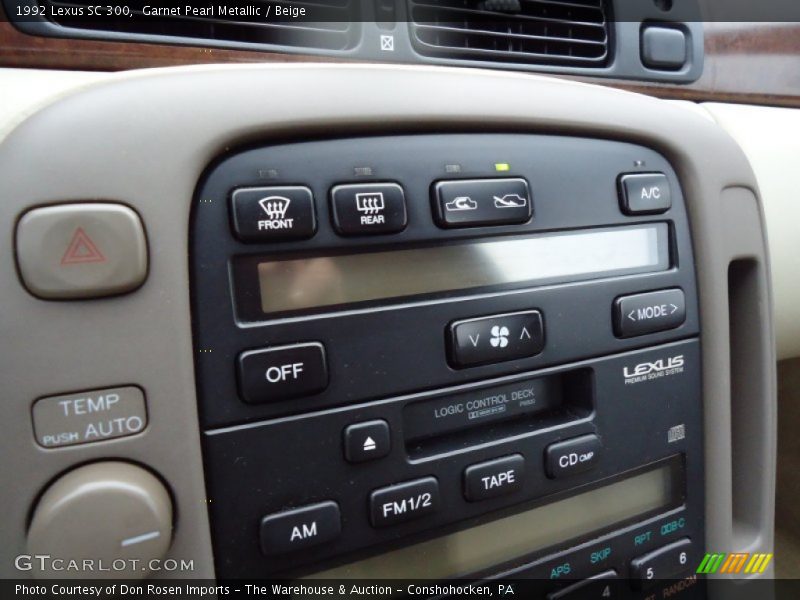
237,343,328,404
231,186,316,242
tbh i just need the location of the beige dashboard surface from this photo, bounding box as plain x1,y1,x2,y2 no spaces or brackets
1,68,795,360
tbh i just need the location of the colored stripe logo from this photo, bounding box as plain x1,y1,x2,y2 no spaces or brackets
696,552,773,574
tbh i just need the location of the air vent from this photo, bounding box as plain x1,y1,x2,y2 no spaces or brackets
41,0,358,52
408,0,610,66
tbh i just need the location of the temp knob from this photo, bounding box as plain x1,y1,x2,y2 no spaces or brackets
27,462,172,579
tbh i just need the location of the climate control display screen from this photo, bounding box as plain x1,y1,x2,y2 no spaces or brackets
249,223,668,315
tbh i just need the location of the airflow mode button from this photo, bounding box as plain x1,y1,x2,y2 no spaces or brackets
614,289,686,338
433,178,532,228
230,186,316,242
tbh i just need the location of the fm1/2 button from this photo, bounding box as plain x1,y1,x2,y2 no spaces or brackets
448,310,544,368
370,477,440,527
230,186,316,242
237,343,328,404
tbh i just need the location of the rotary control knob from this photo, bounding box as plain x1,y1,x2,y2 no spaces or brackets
27,462,173,579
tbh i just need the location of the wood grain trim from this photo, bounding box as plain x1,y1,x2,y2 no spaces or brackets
1,13,799,107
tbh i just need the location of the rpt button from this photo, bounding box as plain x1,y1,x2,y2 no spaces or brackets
237,343,328,404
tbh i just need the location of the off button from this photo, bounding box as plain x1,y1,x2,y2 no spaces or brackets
237,343,328,404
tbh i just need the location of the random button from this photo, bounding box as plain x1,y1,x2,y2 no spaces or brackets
16,203,148,299
344,420,391,463
237,343,328,404
260,501,341,556
230,186,316,242
629,538,693,590
330,182,407,235
448,310,544,368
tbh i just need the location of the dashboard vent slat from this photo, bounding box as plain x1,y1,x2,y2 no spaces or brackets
409,0,610,66
41,0,358,52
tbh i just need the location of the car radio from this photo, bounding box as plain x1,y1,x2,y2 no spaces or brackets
191,133,704,597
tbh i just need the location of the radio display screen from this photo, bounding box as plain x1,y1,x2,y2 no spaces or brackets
249,224,669,316
306,460,679,580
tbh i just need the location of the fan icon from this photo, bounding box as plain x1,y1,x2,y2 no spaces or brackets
490,325,510,348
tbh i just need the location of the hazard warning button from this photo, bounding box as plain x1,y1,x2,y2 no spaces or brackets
16,203,147,299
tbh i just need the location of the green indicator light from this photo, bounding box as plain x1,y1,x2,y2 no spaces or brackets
495,162,510,172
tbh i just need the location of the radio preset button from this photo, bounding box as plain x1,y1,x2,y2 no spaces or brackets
330,182,407,235
629,538,693,590
618,173,671,214
545,434,602,479
344,420,391,463
448,310,544,368
369,477,440,528
237,343,328,404
464,454,524,502
433,178,532,228
614,289,686,338
260,501,341,556
547,570,619,600
230,186,316,242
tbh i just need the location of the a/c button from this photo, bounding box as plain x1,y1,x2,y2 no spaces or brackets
237,343,328,404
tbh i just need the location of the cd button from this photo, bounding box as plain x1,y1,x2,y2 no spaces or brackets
330,182,407,235
464,454,524,502
448,311,544,368
260,501,341,556
545,434,602,479
237,343,328,404
369,477,440,528
230,186,316,242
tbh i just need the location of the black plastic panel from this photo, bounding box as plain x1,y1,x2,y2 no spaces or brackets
190,133,703,590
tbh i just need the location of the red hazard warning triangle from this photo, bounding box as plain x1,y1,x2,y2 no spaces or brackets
60,227,106,265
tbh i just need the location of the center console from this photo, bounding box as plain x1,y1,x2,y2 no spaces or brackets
192,133,704,595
